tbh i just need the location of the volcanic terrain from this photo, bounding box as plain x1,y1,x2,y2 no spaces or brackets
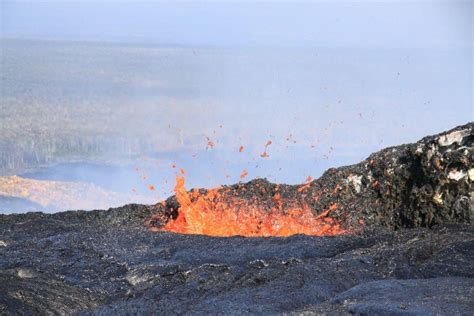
0,123,473,315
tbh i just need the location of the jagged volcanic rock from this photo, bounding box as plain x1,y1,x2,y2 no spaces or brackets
150,122,473,234
0,123,473,314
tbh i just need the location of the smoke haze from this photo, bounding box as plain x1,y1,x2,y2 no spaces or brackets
0,1,472,212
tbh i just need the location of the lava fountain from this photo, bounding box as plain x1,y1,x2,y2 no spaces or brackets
149,173,347,237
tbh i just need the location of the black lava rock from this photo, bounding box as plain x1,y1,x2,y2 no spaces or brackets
0,123,473,314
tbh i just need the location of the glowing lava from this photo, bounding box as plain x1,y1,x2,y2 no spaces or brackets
240,169,249,180
260,140,272,158
153,175,347,237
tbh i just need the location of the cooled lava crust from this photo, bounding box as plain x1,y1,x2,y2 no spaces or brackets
0,122,473,314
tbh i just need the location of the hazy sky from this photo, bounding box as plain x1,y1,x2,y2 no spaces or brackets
1,0,473,197
2,1,472,49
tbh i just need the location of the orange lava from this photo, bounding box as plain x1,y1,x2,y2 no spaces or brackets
297,176,314,193
155,175,347,237
206,137,215,149
260,140,272,158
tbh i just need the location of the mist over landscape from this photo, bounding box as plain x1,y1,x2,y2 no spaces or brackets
0,1,472,212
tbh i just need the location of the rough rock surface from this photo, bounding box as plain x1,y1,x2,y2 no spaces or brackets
151,122,473,232
1,123,473,314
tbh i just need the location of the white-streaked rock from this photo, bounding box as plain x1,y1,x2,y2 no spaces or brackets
437,129,469,147
468,169,474,181
433,192,443,205
17,268,35,279
125,271,154,286
448,169,467,181
347,174,363,193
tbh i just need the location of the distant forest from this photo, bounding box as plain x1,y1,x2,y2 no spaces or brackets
0,39,222,174
0,92,199,174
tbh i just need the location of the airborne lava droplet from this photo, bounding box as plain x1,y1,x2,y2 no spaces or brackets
240,169,248,180
260,140,272,158
206,137,215,149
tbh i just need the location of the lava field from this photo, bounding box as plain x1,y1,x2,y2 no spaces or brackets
1,122,473,315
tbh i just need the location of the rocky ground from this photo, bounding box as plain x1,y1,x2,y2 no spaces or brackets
0,122,473,315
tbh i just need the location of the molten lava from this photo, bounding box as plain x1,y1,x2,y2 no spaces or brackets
206,137,215,149
260,140,272,158
153,175,347,237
